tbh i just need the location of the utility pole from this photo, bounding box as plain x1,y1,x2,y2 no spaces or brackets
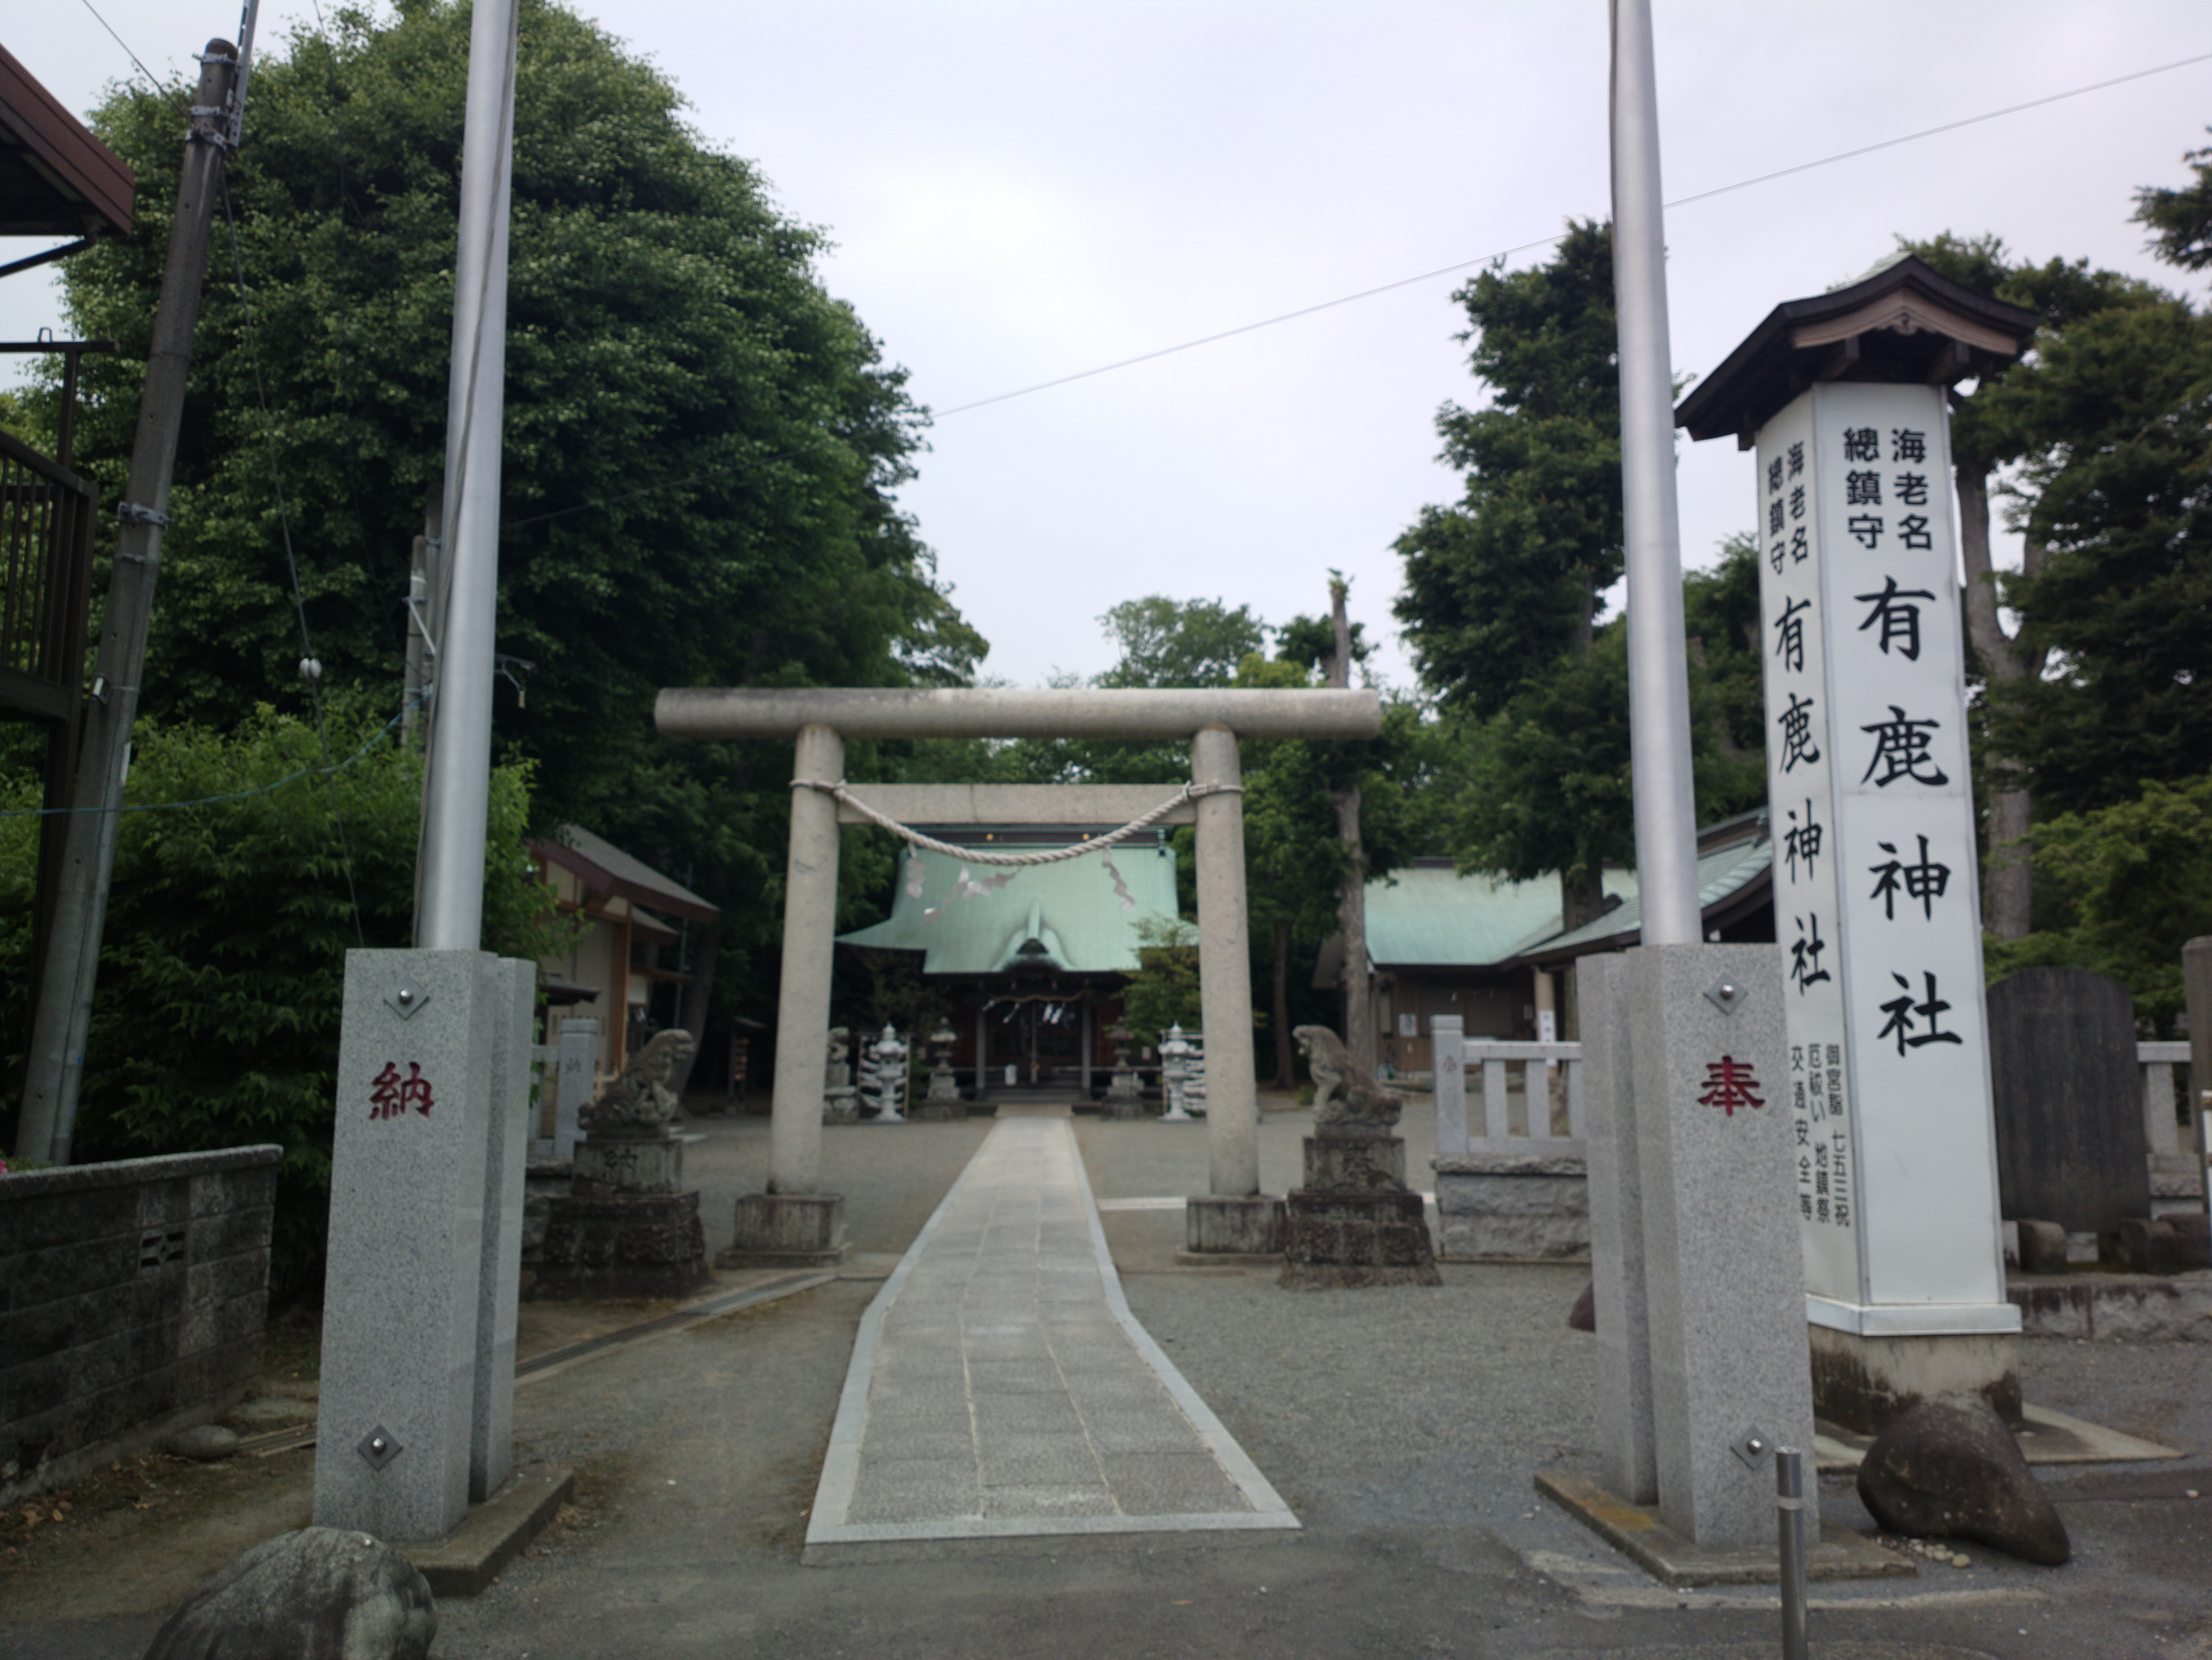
1326,574,1375,1078
403,478,441,746
17,41,242,1164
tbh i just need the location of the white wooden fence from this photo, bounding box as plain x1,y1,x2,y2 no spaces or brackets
1431,1016,2196,1179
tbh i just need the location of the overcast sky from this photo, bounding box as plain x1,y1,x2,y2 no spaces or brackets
5,2,2209,693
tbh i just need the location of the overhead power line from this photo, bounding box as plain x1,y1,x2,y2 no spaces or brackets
933,46,2212,418
507,45,2212,536
76,0,168,92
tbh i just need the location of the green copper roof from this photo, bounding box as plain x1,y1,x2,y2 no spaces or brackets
1364,863,1638,969
837,842,1181,975
1360,832,1772,968
1525,835,1773,956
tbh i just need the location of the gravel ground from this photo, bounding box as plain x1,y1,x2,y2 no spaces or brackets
7,1099,2211,1660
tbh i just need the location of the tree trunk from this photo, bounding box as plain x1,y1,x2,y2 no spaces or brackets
1335,787,1374,1077
1268,916,1294,1089
1562,863,1607,936
1326,578,1375,1076
1956,463,2045,939
676,861,727,1096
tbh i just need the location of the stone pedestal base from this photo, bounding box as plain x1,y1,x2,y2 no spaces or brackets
822,1087,858,1126
1433,1152,1589,1260
533,1190,709,1300
718,1191,850,1268
1302,1129,1406,1189
1275,1131,1441,1289
1280,1187,1442,1289
572,1132,682,1195
915,1075,965,1121
1809,1322,2021,1435
1181,1194,1285,1258
1104,1097,1147,1121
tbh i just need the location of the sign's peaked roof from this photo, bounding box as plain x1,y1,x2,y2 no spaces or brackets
1676,254,2040,446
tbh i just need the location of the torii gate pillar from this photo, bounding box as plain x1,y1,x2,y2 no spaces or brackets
1185,724,1279,1256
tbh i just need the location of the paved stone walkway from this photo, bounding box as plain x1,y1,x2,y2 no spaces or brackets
804,1109,1298,1551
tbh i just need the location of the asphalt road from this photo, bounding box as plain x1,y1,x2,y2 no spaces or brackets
5,1099,2209,1659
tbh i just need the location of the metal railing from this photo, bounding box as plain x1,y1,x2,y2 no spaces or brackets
0,428,96,714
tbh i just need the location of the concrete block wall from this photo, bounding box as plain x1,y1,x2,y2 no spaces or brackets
1,1144,281,1503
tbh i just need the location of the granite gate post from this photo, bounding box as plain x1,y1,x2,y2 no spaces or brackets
316,949,495,1539
1579,953,1656,1506
471,956,536,1501
1626,944,1811,1545
2188,936,2212,1213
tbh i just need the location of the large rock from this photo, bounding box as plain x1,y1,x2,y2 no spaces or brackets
1855,1393,2070,1566
143,1526,435,1660
1567,1279,1596,1332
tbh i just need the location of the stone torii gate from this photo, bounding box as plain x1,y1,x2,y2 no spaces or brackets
656,686,1381,1262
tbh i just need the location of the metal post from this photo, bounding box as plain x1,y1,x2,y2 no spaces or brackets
1610,0,1701,945
415,0,519,951
18,42,239,1163
1777,1446,1809,1660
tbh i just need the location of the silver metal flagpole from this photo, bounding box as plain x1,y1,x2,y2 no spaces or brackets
1610,0,1701,945
416,0,519,950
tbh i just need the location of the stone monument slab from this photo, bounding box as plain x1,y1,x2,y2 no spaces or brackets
1987,966,2151,1237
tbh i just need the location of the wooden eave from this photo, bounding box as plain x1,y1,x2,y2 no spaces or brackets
528,834,718,925
1675,255,2039,448
0,44,133,240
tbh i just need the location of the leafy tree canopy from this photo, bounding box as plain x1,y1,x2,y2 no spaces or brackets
2134,130,2212,272
27,0,982,1037
0,706,554,1276
1395,219,1623,720
1094,596,1269,690
1899,175,2212,820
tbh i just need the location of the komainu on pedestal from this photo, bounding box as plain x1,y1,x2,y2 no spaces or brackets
1280,1026,1441,1290
535,1030,710,1299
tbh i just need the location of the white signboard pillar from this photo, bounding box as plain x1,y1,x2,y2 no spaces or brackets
1753,381,2019,1431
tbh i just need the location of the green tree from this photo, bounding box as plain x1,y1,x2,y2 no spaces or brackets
1978,295,2212,818
1395,220,1625,929
1118,917,1202,1049
0,705,555,1279
1095,597,1268,689
2134,130,2212,271
1893,232,2165,935
1983,774,2212,1035
37,0,976,1047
